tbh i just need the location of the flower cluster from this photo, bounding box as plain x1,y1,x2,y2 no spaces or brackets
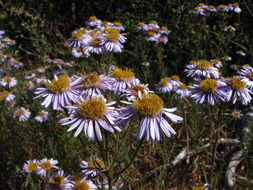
192,3,241,16
23,158,120,189
137,20,171,44
0,30,16,49
66,16,127,57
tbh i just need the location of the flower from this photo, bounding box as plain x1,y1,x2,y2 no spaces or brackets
170,75,182,90
175,84,191,98
78,73,114,98
236,50,246,56
66,28,89,48
35,110,49,122
37,158,59,177
86,16,102,27
156,77,173,93
210,59,222,68
46,170,73,190
23,159,39,173
0,76,17,88
13,107,31,122
81,158,105,177
237,66,253,91
190,79,226,105
223,76,252,105
231,110,243,119
0,90,15,102
72,178,97,190
122,81,152,101
117,93,183,141
232,3,241,13
104,28,124,53
184,60,220,80
110,67,139,94
35,74,82,110
224,25,236,32
222,55,232,61
61,96,121,141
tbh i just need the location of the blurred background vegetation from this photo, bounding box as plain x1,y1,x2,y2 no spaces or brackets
1,0,253,189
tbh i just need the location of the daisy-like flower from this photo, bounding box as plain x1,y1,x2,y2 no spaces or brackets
0,90,15,102
117,93,183,141
224,76,252,105
72,47,90,58
159,26,171,35
145,31,160,42
23,159,39,173
236,50,246,56
222,55,232,61
37,158,59,177
112,21,125,31
190,78,226,105
78,73,114,98
51,58,65,65
46,170,73,190
217,4,229,12
110,67,139,94
232,3,241,13
25,81,36,91
148,20,160,29
157,35,168,44
104,28,124,53
207,5,217,12
136,22,148,31
237,66,253,90
81,158,105,177
13,107,31,122
35,110,49,122
156,77,173,93
0,76,17,88
34,74,82,110
175,84,191,98
170,75,182,90
61,96,121,141
224,25,236,32
122,82,152,101
66,28,88,48
72,178,97,190
86,16,102,27
210,59,222,68
231,110,243,119
86,34,105,54
184,59,220,80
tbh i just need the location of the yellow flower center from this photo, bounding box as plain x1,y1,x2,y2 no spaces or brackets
196,60,213,69
200,79,217,93
171,75,180,81
133,94,163,116
194,7,201,11
72,31,83,39
160,77,169,86
74,181,90,190
219,4,227,9
106,33,119,42
233,3,239,7
158,36,165,41
131,85,146,96
82,74,101,88
104,28,120,34
231,111,242,118
27,163,38,172
199,3,205,6
147,31,156,37
114,21,122,27
87,159,105,168
4,76,12,83
227,26,233,30
0,90,10,100
179,84,188,90
48,75,70,93
111,67,134,81
38,112,46,117
230,77,245,90
192,185,206,190
89,16,97,21
209,5,216,9
90,38,102,46
102,21,109,26
150,20,158,24
248,72,253,79
161,26,168,31
53,58,61,62
78,97,106,119
213,59,220,63
49,176,65,187
138,22,145,26
15,109,25,117
41,161,52,170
